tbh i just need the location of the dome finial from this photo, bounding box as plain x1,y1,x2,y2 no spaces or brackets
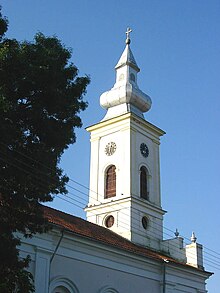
125,27,132,45
191,232,197,243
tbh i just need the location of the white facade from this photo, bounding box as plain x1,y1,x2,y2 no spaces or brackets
85,113,166,249
18,30,212,292
19,215,211,293
85,30,208,272
85,32,166,250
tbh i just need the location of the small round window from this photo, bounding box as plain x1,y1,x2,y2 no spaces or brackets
142,216,149,230
105,215,114,228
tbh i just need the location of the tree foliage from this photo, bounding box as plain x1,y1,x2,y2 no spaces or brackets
0,7,90,292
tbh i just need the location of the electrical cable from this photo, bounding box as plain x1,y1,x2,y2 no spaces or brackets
1,157,219,271
1,143,219,269
0,142,219,270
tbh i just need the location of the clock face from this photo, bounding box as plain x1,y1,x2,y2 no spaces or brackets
105,142,117,156
140,143,149,158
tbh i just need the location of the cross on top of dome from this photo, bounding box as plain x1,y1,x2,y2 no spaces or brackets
100,28,152,120
125,27,132,45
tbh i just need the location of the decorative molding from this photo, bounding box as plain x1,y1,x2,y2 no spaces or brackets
49,277,79,293
99,286,119,293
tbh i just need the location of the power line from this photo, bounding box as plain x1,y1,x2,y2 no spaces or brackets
1,156,219,271
1,142,219,270
53,194,220,271
1,142,219,268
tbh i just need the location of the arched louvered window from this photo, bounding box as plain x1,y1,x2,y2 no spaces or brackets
105,165,116,198
140,166,149,200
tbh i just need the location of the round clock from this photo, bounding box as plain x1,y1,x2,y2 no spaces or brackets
105,142,117,156
140,143,149,158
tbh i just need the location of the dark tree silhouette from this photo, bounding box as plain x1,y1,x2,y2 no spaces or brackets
0,7,90,292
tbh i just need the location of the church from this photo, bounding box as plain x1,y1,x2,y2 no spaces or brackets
19,29,212,293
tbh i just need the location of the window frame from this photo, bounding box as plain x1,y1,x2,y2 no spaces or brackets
140,166,149,200
49,277,79,293
105,165,116,199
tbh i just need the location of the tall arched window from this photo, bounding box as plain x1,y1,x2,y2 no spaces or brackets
105,165,116,198
140,166,149,200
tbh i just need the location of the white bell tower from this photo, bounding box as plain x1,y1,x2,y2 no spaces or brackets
85,29,166,249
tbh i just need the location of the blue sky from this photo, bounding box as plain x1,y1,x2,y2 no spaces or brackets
1,1,220,291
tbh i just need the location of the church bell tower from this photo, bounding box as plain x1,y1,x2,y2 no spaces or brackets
85,29,166,249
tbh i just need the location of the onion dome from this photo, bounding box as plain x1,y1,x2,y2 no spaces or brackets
100,28,152,121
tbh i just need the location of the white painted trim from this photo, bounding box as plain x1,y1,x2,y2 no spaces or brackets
49,276,79,293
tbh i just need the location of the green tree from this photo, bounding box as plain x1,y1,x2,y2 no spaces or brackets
0,7,90,292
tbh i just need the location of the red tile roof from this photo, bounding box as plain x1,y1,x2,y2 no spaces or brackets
43,205,206,271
